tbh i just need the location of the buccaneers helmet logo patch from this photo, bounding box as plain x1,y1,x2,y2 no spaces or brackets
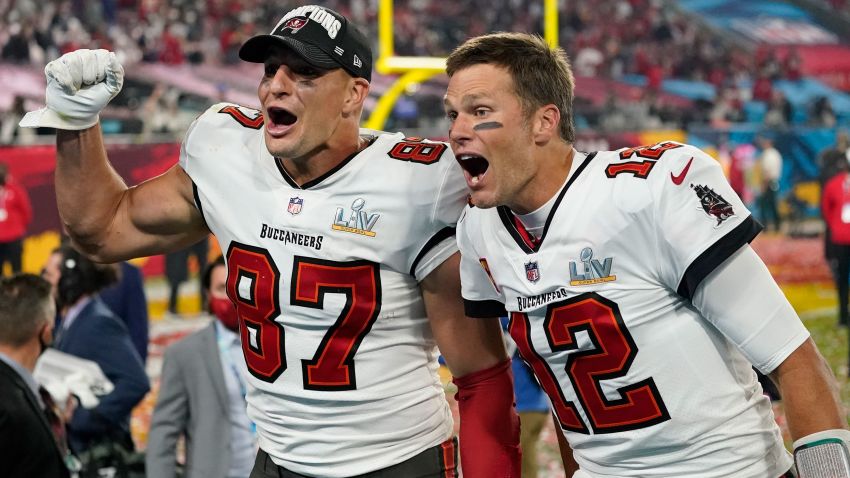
280,17,308,34
691,184,735,226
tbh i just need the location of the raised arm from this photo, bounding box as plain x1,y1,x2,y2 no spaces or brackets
21,49,208,262
421,252,521,478
56,125,207,262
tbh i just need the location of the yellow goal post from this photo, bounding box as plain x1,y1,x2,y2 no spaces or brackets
364,0,560,130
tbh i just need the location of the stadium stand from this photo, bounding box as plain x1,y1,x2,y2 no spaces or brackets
3,0,850,217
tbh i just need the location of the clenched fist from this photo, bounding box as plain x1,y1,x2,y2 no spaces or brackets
19,49,124,130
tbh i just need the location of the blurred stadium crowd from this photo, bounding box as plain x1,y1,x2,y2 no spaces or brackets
2,0,850,227
2,0,850,140
0,0,367,66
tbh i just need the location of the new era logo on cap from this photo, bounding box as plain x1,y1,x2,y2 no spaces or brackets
238,5,372,81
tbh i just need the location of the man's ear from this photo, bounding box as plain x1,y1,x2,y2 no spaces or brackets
39,321,53,348
532,104,561,145
343,77,370,116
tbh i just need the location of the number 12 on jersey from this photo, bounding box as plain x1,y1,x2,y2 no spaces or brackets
509,292,670,434
225,243,381,390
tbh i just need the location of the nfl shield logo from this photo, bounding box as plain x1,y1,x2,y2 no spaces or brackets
287,197,303,215
525,261,540,283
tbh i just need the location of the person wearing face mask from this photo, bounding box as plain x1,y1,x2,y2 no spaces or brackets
0,163,31,275
41,244,150,462
0,273,71,478
147,255,257,478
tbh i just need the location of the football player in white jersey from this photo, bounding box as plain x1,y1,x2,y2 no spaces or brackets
21,7,522,478
443,32,848,478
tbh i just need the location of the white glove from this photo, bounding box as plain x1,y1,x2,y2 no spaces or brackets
19,49,124,130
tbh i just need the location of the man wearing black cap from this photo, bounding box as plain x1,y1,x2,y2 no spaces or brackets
22,5,520,478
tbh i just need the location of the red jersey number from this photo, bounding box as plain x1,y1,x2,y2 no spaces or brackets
226,244,381,389
226,244,284,381
510,293,670,434
291,258,381,391
219,105,264,129
618,141,682,160
607,142,684,179
388,138,446,164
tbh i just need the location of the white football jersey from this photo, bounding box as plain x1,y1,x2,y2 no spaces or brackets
179,103,467,476
458,142,808,477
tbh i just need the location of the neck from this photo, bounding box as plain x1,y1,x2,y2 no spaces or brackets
510,143,575,215
280,123,364,186
0,342,38,373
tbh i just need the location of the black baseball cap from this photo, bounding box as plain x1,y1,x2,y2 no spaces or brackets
239,5,372,82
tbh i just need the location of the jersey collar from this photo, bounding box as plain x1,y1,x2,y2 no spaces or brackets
274,135,379,189
498,151,596,254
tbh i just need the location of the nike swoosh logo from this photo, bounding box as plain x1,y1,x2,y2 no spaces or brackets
671,157,694,185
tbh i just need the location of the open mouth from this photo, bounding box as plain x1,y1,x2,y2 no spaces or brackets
457,154,490,186
268,106,297,127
